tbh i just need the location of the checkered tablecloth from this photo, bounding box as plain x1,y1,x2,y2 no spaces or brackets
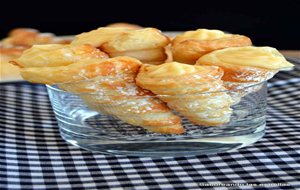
0,58,299,190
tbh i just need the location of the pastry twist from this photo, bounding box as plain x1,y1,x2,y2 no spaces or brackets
136,62,234,126
196,46,294,93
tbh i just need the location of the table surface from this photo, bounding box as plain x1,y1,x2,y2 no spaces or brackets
0,57,299,190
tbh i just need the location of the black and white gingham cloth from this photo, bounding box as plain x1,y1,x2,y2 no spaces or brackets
0,58,299,190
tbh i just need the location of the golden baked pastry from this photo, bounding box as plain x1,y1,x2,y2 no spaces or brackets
136,62,234,126
196,46,294,98
72,27,170,64
9,25,294,134
0,28,71,81
11,44,108,68
196,46,294,83
1,28,70,47
15,54,184,134
172,29,252,64
0,45,27,81
106,22,143,29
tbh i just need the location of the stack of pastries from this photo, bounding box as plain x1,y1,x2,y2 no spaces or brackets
9,25,294,134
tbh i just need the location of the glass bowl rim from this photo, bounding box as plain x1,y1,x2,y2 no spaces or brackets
46,80,267,97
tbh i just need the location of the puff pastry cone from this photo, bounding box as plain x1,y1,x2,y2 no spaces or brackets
1,28,71,81
171,29,252,64
11,46,184,134
10,44,109,68
72,27,170,64
196,46,294,97
136,62,235,126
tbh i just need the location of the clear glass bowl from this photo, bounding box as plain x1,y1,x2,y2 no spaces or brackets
46,81,267,157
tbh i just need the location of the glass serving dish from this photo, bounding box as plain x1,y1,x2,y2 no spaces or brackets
46,81,267,157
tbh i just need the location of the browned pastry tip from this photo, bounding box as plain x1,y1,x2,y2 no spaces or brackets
106,22,143,29
0,45,27,57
